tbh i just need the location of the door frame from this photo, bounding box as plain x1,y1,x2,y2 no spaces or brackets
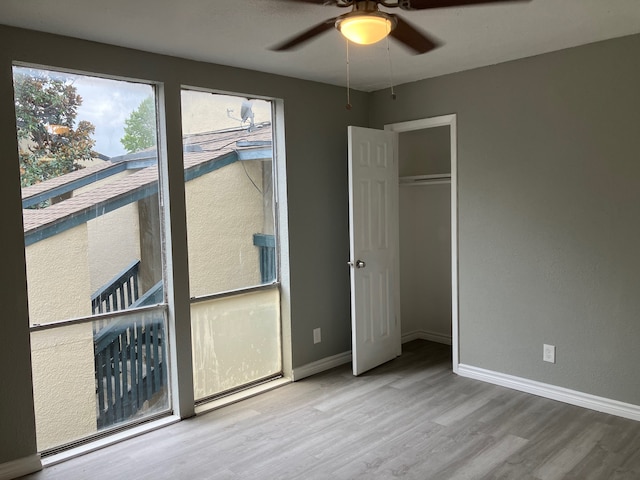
384,114,459,373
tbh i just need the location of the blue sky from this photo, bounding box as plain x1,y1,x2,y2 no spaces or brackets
14,66,152,157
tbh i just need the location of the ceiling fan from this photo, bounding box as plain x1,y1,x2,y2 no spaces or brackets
273,0,531,54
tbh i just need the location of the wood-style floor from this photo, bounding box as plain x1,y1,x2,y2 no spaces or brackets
21,341,640,479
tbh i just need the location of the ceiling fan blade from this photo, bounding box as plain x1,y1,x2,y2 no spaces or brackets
389,15,441,54
401,0,530,9
270,18,337,51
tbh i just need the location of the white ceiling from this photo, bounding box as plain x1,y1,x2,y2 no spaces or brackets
1,0,639,92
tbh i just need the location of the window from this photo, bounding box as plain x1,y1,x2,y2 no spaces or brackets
13,66,170,452
181,90,282,401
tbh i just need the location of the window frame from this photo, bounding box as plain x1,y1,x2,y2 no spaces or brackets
13,62,175,454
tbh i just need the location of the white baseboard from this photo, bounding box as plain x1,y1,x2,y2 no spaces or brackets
458,364,640,422
293,332,452,381
292,351,352,381
402,329,452,346
0,454,41,480
292,331,453,382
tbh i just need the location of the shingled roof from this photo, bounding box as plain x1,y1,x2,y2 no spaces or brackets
23,123,273,246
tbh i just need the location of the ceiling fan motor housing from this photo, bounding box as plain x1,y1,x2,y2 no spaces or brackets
333,0,411,7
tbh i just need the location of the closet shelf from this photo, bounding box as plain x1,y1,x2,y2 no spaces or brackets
399,174,451,185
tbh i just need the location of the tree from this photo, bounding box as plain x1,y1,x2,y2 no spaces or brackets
13,70,96,188
121,96,156,153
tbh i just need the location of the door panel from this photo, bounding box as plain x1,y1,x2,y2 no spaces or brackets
348,126,400,376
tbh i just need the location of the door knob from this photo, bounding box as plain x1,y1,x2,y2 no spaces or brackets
348,259,366,269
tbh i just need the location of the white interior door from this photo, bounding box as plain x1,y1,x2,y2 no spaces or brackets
348,126,401,376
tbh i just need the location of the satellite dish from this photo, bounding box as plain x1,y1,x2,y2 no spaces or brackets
241,100,255,129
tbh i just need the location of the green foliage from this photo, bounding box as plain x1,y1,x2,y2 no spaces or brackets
13,70,96,188
121,96,157,153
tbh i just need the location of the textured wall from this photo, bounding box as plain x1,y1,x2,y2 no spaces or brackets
25,226,92,325
71,169,144,294
30,324,97,451
87,202,142,293
191,289,281,399
185,161,264,296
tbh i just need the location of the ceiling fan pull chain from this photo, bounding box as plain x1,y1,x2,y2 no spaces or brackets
346,38,352,110
387,36,397,100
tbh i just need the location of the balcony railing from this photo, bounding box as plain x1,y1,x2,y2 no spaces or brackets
91,260,141,315
253,233,276,283
91,262,166,429
94,309,167,429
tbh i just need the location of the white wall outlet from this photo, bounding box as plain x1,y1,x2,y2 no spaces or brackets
543,344,556,363
313,328,321,344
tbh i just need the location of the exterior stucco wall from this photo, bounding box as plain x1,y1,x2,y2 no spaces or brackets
186,160,265,297
25,225,92,325
30,324,97,451
77,169,145,295
87,202,141,293
25,225,97,451
25,203,144,452
191,288,281,399
180,91,271,135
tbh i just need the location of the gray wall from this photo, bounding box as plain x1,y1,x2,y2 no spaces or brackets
399,126,451,176
0,25,367,465
371,33,640,405
0,44,39,465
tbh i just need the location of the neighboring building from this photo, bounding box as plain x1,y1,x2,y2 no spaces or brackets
22,123,275,450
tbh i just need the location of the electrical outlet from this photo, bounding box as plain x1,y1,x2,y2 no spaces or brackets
313,328,321,344
543,344,556,363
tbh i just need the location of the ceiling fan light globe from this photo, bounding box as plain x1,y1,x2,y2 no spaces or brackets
337,14,393,45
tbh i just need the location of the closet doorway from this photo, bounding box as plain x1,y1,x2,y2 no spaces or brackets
385,115,459,373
